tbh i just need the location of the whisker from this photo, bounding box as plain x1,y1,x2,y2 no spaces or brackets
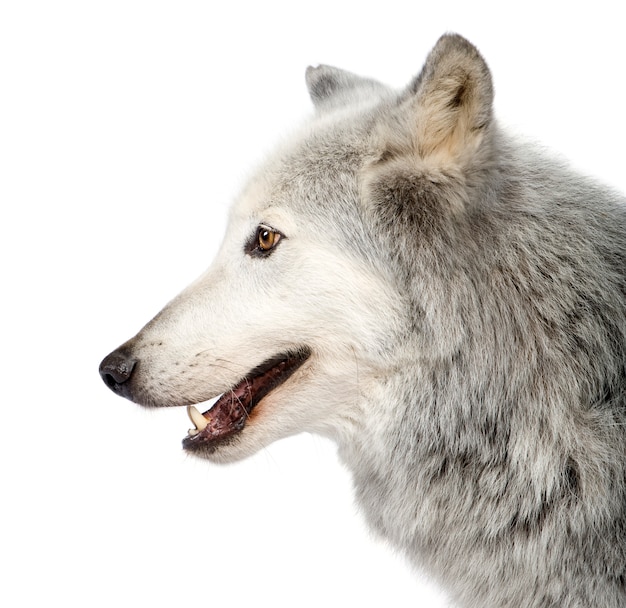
231,379,253,419
212,358,248,374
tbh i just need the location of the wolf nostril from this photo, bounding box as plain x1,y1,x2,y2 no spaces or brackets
103,372,117,388
99,350,137,399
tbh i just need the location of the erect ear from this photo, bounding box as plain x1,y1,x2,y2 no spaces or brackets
405,34,493,162
305,65,388,112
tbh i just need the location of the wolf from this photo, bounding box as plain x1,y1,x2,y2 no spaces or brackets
100,34,626,607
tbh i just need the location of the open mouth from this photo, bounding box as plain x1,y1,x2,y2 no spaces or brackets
182,347,311,452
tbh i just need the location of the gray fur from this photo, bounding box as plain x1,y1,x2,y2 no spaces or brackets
101,34,626,607
305,64,389,111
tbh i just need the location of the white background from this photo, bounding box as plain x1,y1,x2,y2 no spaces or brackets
2,2,625,607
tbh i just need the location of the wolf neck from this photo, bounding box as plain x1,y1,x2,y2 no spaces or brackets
338,327,626,605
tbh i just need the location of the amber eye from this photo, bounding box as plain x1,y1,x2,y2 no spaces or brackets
245,224,284,257
257,226,281,252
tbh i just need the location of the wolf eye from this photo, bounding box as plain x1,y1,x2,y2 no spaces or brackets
245,225,284,257
258,227,280,251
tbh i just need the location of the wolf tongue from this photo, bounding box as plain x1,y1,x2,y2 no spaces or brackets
182,349,311,450
202,380,254,436
184,365,279,441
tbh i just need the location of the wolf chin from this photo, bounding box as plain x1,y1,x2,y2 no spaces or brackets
100,35,626,607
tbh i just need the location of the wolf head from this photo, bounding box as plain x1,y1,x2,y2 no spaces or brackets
98,34,501,462
98,32,591,463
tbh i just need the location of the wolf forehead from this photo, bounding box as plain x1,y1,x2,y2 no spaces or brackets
244,33,494,210
229,39,495,288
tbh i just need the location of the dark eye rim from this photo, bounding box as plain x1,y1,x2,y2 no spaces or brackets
244,224,285,257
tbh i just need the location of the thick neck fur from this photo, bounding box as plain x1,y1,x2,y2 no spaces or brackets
341,127,626,606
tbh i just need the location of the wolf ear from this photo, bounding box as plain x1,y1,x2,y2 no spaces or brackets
306,65,387,112
405,34,493,161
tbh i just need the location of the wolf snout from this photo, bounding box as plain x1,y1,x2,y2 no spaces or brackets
99,349,137,401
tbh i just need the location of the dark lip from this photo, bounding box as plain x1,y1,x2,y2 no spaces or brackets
182,347,311,453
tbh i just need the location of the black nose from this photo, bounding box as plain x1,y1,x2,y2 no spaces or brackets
99,350,137,400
